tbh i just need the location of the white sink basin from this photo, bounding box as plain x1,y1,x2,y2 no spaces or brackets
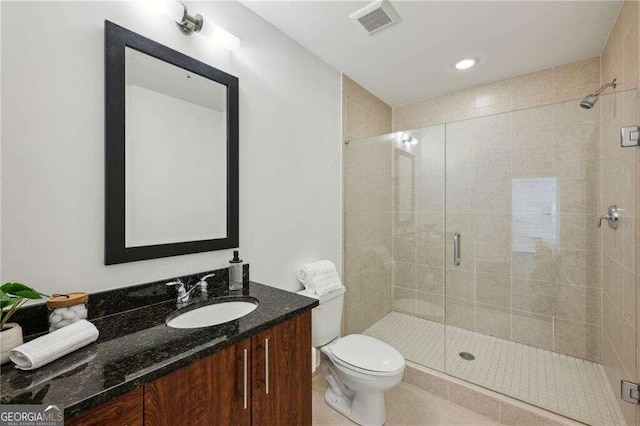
166,298,258,329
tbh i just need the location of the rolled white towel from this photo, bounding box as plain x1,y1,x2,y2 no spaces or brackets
9,319,99,370
16,344,98,389
297,260,343,297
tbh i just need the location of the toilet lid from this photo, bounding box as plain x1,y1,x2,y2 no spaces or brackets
331,334,404,373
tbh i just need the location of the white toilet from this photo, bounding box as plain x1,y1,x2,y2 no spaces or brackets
298,286,405,426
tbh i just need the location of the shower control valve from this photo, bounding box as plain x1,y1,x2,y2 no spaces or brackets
621,126,640,147
597,205,620,230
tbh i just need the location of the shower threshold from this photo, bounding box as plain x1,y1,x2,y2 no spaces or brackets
364,312,625,426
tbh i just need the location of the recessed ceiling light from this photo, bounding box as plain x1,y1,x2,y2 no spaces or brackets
454,58,477,70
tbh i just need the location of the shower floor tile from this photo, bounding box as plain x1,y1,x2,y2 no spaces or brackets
364,312,626,426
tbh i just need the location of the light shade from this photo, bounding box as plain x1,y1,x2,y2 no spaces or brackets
147,0,240,51
454,58,477,70
397,132,417,145
149,0,185,23
397,132,410,142
199,17,241,51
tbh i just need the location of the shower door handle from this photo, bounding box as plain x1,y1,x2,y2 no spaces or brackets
453,233,461,266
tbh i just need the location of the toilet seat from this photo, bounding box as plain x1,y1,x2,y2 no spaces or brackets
328,352,404,377
327,335,404,376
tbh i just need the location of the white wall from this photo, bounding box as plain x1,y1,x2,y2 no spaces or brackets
1,1,342,295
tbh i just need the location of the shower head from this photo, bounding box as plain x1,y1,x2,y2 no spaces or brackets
579,78,617,109
579,94,599,109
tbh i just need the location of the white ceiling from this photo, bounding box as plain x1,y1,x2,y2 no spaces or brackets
241,1,621,106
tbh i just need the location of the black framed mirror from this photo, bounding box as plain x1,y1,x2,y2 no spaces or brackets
105,21,239,265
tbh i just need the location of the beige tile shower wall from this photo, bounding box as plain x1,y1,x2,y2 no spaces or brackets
342,75,393,334
601,88,638,426
342,75,392,141
390,57,608,363
598,2,639,425
392,57,601,132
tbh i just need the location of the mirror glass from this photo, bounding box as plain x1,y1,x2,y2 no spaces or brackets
124,47,227,247
395,148,414,225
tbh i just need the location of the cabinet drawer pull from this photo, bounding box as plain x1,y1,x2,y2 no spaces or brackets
243,348,248,409
265,338,269,395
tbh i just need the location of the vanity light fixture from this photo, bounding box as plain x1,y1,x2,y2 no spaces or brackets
397,132,410,142
397,132,417,145
454,58,477,70
152,0,240,51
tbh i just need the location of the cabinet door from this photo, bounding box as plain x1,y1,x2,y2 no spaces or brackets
65,388,143,426
251,311,312,426
144,339,251,426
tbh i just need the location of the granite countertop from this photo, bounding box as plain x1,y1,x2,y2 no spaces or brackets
0,281,318,419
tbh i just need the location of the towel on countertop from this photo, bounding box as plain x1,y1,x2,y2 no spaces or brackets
297,260,343,297
15,343,99,389
9,319,99,370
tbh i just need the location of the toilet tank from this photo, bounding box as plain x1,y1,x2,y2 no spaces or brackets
297,287,345,347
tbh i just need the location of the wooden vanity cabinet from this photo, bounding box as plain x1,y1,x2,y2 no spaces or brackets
251,310,312,426
67,313,311,425
66,388,143,426
142,312,311,426
144,338,252,426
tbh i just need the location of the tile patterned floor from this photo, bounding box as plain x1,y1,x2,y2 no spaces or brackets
364,312,626,426
312,374,500,425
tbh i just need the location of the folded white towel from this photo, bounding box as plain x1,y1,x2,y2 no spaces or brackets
17,344,98,389
9,319,99,370
297,260,343,297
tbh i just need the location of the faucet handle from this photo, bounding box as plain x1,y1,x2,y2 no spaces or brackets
197,273,216,292
166,279,187,297
597,204,620,229
166,278,184,287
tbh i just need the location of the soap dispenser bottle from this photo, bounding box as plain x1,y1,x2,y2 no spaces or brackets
229,250,243,291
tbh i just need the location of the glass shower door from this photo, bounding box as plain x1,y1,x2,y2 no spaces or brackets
344,92,637,425
443,96,637,425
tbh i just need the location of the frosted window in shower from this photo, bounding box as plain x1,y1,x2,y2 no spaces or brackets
512,177,559,253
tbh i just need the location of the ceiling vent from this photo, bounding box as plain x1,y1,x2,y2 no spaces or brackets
350,1,400,35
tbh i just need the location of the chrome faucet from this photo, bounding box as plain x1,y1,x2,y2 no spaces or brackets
166,274,215,305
